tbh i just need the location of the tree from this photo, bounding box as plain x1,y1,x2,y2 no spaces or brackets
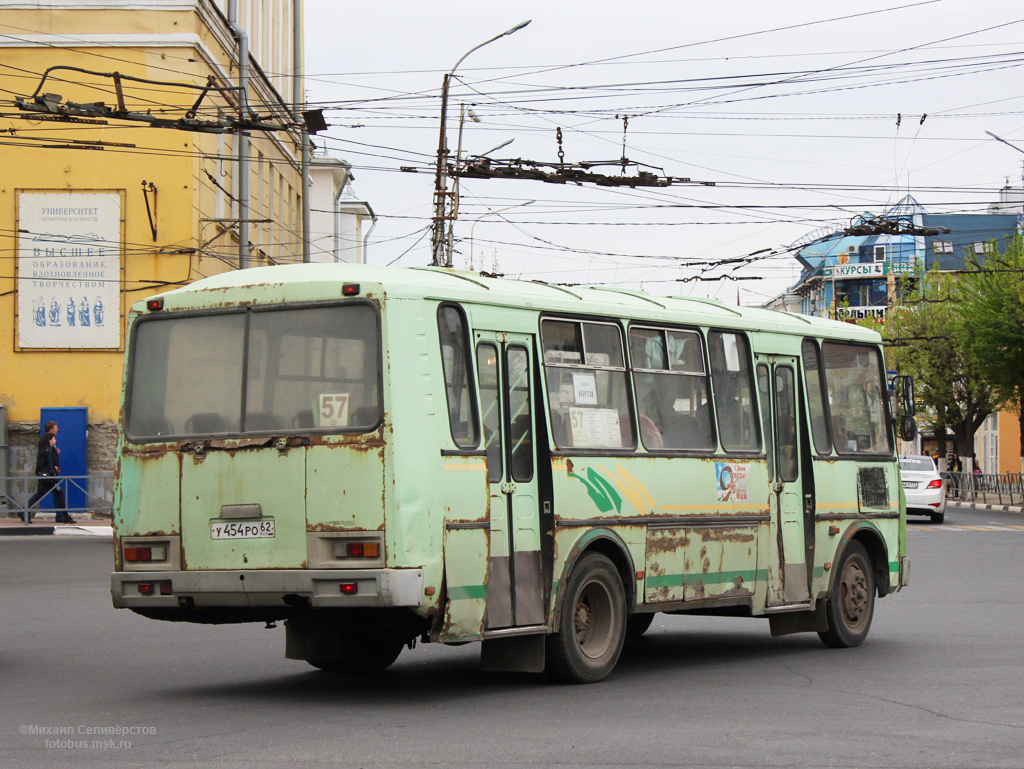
883,269,997,462
957,235,1024,472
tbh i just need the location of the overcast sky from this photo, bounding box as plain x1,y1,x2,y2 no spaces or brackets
303,0,1024,305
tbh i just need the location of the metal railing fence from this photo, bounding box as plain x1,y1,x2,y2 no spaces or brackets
1,474,114,524
943,472,1023,506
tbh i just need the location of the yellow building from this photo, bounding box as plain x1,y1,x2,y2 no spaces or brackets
0,0,306,475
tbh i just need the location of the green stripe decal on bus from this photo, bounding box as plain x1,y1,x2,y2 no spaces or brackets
645,569,767,589
448,585,487,600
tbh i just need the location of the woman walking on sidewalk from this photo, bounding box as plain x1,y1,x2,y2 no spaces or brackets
24,426,72,523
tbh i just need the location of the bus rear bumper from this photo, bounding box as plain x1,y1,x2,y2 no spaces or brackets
111,568,424,610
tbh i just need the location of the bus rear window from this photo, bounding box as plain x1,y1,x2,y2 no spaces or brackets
126,304,382,440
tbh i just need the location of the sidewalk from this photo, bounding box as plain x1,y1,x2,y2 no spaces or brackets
0,514,113,537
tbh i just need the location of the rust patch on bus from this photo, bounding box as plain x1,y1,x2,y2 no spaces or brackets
308,522,362,532
646,533,689,556
209,437,275,451
691,527,756,544
720,577,753,598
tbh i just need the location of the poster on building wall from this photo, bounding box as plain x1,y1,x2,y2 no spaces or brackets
16,191,122,349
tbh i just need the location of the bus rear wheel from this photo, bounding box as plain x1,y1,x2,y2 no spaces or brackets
818,540,875,648
308,632,404,673
546,552,626,683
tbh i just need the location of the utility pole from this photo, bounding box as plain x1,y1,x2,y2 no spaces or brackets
228,0,251,268
293,0,310,263
430,21,531,268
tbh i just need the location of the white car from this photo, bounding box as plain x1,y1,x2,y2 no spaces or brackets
899,455,946,523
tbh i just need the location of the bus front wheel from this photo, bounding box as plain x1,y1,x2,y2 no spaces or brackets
818,540,875,648
546,552,627,683
625,612,655,639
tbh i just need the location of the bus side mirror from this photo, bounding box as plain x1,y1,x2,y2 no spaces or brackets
901,376,915,417
900,415,917,443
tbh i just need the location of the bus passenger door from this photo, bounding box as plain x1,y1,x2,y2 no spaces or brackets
476,333,545,630
757,357,812,607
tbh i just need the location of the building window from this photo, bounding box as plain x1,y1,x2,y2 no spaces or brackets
874,245,885,262
933,240,953,255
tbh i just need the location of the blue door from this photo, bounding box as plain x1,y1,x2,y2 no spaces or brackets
38,407,88,513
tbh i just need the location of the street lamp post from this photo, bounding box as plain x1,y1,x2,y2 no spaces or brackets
468,200,534,271
430,20,531,267
985,130,1024,155
443,105,480,266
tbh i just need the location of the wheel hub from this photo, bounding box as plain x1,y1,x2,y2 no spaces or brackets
840,562,869,624
574,600,592,640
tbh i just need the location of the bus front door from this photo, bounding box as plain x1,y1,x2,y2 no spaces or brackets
757,357,812,608
476,334,545,630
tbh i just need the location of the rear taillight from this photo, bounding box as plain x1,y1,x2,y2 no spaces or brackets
124,544,168,563
136,580,172,596
333,540,381,559
926,479,943,489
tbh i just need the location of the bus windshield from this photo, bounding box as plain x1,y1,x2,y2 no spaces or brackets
125,303,381,440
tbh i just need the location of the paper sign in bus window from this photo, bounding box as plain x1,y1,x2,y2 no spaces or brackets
569,406,621,448
572,372,598,405
318,393,350,427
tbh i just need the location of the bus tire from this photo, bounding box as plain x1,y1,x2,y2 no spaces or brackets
818,540,875,649
625,612,655,639
308,632,404,673
546,552,626,683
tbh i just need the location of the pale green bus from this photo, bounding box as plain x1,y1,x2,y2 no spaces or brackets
111,263,912,683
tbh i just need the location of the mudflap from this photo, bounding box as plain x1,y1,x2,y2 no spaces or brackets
480,634,546,673
768,602,828,637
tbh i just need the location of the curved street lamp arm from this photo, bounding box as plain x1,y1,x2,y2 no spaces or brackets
431,20,532,266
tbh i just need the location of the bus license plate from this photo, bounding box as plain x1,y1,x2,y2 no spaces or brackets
211,520,275,539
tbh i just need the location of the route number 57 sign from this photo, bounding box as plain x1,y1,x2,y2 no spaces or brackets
318,393,350,427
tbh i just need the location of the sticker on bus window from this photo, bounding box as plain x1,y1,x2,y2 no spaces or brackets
569,407,621,448
716,462,749,502
572,372,598,405
318,393,350,427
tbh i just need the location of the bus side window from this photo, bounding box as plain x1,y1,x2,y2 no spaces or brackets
708,330,759,453
438,305,480,449
476,343,503,482
801,338,832,455
541,318,634,450
628,325,714,452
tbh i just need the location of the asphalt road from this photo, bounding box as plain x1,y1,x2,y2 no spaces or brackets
2,506,1023,769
